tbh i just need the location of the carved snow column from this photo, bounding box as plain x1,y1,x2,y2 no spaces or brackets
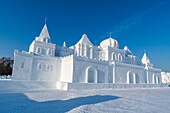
73,46,77,55
77,44,79,56
83,44,87,57
90,46,93,59
79,44,82,56
133,56,136,65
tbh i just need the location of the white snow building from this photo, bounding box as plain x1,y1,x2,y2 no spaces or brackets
11,24,167,90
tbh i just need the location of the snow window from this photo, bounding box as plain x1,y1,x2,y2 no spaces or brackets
118,54,121,61
37,63,42,70
46,64,50,70
43,38,46,43
21,62,24,68
43,37,49,43
49,50,51,55
42,48,46,55
36,47,41,53
112,53,117,60
47,49,52,55
45,64,53,71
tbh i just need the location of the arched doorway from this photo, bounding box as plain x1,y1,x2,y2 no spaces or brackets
86,67,97,83
153,75,159,84
127,71,136,84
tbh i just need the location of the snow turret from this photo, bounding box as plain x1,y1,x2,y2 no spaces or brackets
29,23,56,56
141,52,153,67
35,24,51,43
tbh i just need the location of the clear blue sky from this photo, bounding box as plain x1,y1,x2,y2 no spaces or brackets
0,0,170,71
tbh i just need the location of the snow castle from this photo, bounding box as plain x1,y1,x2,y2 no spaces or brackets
11,24,168,90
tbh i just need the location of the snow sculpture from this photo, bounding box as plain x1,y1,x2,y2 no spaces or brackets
11,23,169,90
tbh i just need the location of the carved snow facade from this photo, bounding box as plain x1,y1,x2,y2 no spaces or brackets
12,24,163,85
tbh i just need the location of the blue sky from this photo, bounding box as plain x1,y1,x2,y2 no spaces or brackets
0,0,170,71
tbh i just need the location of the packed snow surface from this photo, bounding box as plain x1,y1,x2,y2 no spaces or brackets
0,88,170,113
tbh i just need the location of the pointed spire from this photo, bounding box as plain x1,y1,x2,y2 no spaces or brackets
75,34,93,46
39,24,50,39
141,52,151,64
63,41,66,47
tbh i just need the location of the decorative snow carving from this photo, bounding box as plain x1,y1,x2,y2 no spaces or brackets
36,24,51,43
11,23,169,90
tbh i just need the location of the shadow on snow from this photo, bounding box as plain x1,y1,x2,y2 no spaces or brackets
0,93,121,113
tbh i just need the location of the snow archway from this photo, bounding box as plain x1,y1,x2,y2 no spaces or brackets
152,74,159,84
86,67,97,83
127,71,136,84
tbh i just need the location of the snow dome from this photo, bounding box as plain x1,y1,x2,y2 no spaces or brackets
100,37,119,49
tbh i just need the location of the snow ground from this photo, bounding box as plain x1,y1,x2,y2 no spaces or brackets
0,88,170,113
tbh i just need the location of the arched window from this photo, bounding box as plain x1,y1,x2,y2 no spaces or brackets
42,48,46,55
21,62,24,68
36,47,41,53
86,67,97,83
43,38,46,42
37,63,42,70
112,53,117,60
118,54,121,61
49,50,51,54
47,50,53,55
46,64,50,70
